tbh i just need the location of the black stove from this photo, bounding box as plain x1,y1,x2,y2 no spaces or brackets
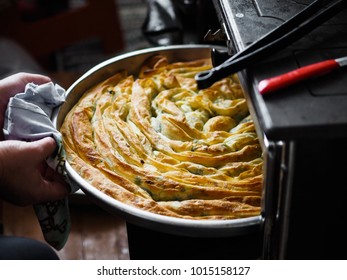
212,0,347,140
211,0,347,259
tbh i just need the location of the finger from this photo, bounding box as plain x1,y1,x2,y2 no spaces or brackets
44,165,68,186
39,140,71,202
36,166,70,203
32,137,58,159
38,179,70,202
18,72,52,85
0,72,51,98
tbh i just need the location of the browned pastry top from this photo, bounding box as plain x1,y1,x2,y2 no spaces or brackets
60,55,263,220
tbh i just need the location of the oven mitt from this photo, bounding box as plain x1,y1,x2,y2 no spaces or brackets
3,81,78,250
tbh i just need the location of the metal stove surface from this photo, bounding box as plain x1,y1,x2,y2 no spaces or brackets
213,0,347,140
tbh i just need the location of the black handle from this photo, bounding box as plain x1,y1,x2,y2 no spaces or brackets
195,0,345,89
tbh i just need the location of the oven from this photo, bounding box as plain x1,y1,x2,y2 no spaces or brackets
207,0,347,259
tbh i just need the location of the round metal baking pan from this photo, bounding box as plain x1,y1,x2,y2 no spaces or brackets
53,45,262,238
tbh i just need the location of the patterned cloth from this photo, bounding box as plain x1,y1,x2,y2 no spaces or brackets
3,82,77,250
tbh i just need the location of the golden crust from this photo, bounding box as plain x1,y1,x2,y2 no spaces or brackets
61,55,263,220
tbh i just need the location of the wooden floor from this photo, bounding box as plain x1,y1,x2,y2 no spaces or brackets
1,195,130,260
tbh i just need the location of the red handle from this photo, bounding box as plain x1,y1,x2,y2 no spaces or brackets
258,59,340,95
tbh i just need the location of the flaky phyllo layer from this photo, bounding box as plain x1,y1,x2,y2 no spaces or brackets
61,55,263,220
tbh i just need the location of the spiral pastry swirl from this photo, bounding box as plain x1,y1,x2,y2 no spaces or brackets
61,55,263,220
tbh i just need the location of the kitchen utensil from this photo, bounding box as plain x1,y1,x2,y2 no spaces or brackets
195,0,347,89
258,56,347,94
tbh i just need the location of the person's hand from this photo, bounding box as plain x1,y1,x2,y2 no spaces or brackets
0,137,70,206
0,72,69,206
0,72,51,140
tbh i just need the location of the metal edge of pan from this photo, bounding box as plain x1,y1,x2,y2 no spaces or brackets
52,44,262,237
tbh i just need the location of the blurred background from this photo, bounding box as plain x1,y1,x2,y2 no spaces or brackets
0,0,219,88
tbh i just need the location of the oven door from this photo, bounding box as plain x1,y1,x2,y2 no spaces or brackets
261,138,294,259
